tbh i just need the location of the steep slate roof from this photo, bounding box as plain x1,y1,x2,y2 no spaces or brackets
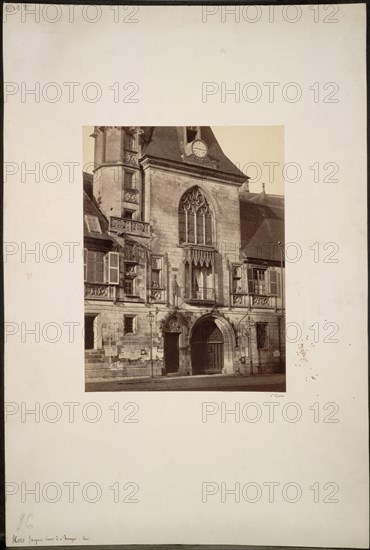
140,126,247,182
83,172,114,242
239,191,284,263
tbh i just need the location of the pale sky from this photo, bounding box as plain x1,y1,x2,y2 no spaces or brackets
83,126,284,195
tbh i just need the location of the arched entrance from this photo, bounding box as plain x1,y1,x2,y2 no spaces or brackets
190,315,236,375
191,319,224,374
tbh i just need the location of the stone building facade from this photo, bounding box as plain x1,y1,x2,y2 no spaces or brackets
84,126,285,383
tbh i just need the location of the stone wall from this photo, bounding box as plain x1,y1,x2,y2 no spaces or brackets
85,299,285,380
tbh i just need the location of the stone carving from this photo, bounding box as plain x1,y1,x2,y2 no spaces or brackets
252,296,270,306
166,317,182,332
179,187,211,216
151,290,163,301
85,284,116,300
124,189,139,204
124,152,138,165
184,247,214,267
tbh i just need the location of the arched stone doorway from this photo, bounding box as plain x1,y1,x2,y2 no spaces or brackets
190,315,236,375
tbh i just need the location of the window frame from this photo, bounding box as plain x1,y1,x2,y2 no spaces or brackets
106,251,120,285
151,256,163,289
124,171,135,189
124,315,136,335
124,131,136,152
179,188,213,246
86,249,105,284
85,215,102,234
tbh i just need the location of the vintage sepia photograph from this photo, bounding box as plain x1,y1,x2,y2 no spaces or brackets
83,126,285,391
4,3,368,548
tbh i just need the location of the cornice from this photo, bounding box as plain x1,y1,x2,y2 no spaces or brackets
140,155,247,187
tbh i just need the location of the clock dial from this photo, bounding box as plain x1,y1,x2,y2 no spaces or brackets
192,140,207,158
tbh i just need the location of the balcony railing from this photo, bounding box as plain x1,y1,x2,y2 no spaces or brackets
85,283,116,301
110,217,151,238
184,287,216,305
232,293,278,308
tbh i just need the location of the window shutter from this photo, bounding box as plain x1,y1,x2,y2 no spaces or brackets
108,252,119,285
87,250,95,282
269,269,280,296
246,267,254,294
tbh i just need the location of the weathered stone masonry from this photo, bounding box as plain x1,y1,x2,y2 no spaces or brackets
84,126,285,382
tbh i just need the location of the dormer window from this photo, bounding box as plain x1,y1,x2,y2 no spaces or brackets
85,215,102,233
186,126,199,143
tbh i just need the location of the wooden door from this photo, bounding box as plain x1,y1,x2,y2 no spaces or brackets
164,333,179,373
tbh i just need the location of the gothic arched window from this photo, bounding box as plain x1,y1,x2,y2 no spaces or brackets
179,187,213,246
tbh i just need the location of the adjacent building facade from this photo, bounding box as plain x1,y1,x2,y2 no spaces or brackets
84,126,285,384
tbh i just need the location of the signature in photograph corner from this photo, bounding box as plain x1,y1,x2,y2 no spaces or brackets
14,515,89,545
13,534,90,545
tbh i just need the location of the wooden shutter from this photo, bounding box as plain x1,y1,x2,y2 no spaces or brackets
269,269,280,296
95,252,105,283
87,250,95,282
107,252,119,284
246,267,254,294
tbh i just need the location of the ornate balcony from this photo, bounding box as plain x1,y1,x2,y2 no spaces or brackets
85,283,116,301
184,287,216,305
110,217,151,238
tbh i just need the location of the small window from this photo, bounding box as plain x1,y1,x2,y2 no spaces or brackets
85,215,102,234
232,265,242,293
186,126,199,143
124,315,135,334
124,279,134,295
253,268,267,295
125,132,135,151
123,209,134,219
124,172,135,189
151,256,163,288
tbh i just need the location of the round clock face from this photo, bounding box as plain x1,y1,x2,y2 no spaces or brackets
192,140,207,158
